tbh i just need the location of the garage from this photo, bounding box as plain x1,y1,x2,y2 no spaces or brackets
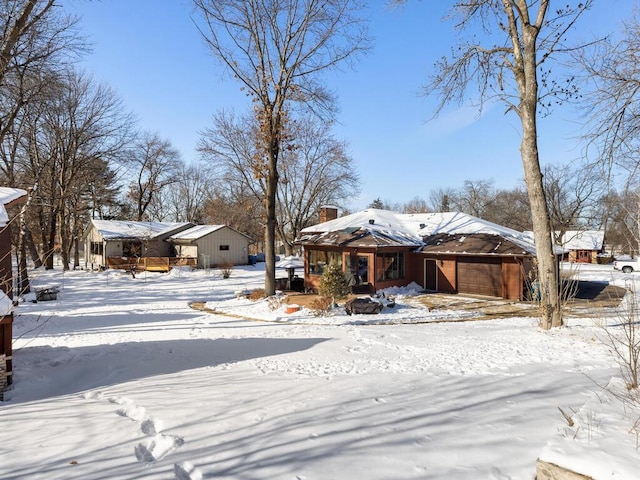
457,257,502,297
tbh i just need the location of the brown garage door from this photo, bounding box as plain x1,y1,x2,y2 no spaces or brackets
457,257,503,297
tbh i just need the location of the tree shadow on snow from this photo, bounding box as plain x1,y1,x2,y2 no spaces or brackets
8,337,329,403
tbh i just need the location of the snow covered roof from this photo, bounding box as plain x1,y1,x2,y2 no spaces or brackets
560,230,605,251
0,187,26,226
299,209,539,255
91,220,193,240
168,224,253,242
169,224,225,240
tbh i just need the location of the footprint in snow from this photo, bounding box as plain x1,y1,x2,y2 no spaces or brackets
141,418,163,436
174,461,203,480
82,390,103,400
135,434,184,463
110,398,148,422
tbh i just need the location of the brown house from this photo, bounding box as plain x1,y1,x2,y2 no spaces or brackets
297,208,544,300
0,187,27,391
559,230,606,264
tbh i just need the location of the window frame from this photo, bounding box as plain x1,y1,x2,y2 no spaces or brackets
307,249,342,276
375,251,405,281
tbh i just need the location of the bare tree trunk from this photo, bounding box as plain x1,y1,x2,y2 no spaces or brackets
520,17,562,329
73,234,80,269
26,228,42,269
264,142,279,296
17,210,30,294
521,119,562,329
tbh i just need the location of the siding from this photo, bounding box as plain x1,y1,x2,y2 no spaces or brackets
193,227,250,266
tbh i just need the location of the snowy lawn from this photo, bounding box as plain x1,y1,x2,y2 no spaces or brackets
1,262,639,479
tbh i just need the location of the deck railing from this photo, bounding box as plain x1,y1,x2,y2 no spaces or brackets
106,256,197,272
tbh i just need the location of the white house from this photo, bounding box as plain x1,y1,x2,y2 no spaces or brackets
167,225,253,267
84,220,194,270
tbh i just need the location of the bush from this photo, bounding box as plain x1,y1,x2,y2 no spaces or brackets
248,289,265,301
219,263,233,279
318,262,350,304
310,296,334,316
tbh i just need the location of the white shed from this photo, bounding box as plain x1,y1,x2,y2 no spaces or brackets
168,225,253,267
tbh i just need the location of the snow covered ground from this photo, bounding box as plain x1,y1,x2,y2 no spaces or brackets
1,262,639,479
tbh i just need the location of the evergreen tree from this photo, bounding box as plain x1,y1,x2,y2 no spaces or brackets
318,262,351,305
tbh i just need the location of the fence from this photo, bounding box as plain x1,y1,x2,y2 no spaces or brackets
106,256,197,273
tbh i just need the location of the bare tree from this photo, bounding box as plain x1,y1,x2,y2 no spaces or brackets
402,196,430,214
0,0,84,146
580,14,640,175
488,184,532,232
126,131,182,221
24,71,132,269
406,0,593,329
193,0,369,295
602,188,640,257
149,160,214,223
200,110,359,255
578,13,640,257
428,187,456,212
275,117,360,254
452,179,497,219
543,162,607,244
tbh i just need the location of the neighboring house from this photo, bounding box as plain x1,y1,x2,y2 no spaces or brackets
560,230,606,263
0,187,27,390
167,225,253,267
297,207,551,300
84,220,194,270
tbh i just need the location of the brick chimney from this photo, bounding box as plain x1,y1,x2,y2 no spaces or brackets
319,205,338,223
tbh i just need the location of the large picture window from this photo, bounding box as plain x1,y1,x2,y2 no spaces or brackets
307,249,342,275
376,252,404,281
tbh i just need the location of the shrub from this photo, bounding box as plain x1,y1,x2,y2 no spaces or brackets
248,288,265,301
310,296,334,316
318,262,350,305
219,263,233,279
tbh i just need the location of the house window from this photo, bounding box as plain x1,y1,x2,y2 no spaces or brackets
376,252,404,281
219,245,230,251
90,242,103,255
307,249,342,275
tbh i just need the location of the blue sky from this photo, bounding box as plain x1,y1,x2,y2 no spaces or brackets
62,0,634,210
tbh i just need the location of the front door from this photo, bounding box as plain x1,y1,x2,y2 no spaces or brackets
346,254,371,293
424,259,437,291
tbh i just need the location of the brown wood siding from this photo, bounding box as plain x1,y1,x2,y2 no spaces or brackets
438,258,457,293
457,257,502,297
502,258,523,300
0,226,11,298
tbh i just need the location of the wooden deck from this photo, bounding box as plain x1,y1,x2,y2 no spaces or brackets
106,256,197,273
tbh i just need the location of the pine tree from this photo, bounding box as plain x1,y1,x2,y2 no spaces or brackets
318,262,351,306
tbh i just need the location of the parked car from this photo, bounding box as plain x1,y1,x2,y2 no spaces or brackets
613,258,639,273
